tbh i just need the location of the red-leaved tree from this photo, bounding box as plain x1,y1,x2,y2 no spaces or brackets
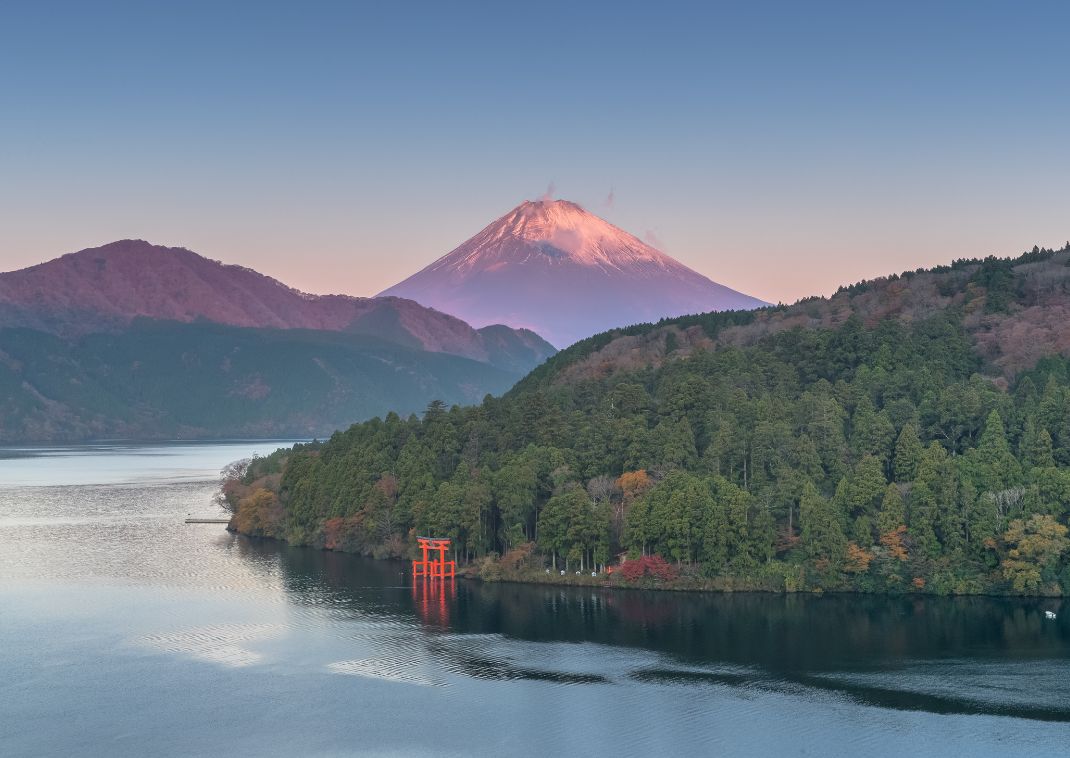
620,554,678,583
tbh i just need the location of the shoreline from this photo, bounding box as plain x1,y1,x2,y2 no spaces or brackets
228,527,1066,599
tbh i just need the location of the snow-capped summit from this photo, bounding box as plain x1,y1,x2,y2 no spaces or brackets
440,200,679,272
379,199,768,347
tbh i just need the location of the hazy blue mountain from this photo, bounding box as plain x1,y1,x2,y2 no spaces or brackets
0,320,524,442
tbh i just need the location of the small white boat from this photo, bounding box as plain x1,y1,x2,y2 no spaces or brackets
1045,610,1057,620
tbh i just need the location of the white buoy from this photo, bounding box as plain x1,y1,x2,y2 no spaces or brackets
1045,610,1056,620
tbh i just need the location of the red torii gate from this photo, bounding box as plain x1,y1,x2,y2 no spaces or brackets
413,536,455,579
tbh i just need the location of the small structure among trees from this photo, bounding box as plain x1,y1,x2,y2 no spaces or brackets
413,536,456,579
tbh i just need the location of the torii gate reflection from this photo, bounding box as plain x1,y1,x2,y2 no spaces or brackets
412,536,456,627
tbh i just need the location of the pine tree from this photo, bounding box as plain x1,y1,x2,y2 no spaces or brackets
963,479,999,559
908,480,941,558
914,441,963,552
652,417,698,470
800,480,847,568
877,483,906,535
1021,417,1056,469
974,410,1023,492
701,483,730,569
893,424,923,482
851,397,896,465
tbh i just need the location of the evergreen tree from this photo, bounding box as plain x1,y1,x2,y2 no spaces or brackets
652,417,699,470
893,423,923,482
877,483,906,535
972,410,1023,493
964,483,999,559
800,480,847,569
851,397,896,465
700,482,730,569
908,480,941,559
1021,417,1056,469
915,441,963,552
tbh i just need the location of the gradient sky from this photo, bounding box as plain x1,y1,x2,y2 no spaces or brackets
1,1,1068,305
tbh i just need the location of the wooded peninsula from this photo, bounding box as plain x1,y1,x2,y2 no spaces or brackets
225,245,1070,596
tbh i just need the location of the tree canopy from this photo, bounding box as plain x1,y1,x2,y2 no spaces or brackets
233,246,1070,595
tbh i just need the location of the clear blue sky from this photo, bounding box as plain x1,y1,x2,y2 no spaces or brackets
1,0,1067,303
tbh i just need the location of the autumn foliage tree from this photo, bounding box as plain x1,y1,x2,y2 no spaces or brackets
232,488,284,538
879,525,909,562
620,554,679,583
999,514,1070,593
845,542,875,573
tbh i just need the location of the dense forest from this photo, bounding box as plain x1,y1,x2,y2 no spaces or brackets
228,245,1070,596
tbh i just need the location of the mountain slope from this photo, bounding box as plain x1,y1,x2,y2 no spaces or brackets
233,244,1070,597
378,200,768,347
0,320,522,442
516,245,1070,391
0,239,556,371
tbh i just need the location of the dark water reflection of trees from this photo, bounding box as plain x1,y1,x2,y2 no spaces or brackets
235,538,1070,720
240,537,1068,673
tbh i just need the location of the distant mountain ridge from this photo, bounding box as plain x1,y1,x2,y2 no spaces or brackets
379,200,768,347
0,239,555,371
0,239,557,442
0,320,524,442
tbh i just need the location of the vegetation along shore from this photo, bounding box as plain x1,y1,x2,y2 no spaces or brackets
224,245,1070,596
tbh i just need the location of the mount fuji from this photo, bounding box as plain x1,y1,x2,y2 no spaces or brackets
378,199,768,347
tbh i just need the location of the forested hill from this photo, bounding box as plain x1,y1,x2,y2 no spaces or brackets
0,320,524,442
231,244,1070,596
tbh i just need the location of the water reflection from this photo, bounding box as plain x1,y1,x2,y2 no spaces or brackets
238,537,1070,721
412,575,456,628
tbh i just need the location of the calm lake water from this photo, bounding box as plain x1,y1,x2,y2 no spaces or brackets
1,442,1068,756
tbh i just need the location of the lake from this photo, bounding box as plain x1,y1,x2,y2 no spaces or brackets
1,442,1068,756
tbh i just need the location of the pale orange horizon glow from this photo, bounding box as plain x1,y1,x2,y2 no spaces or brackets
2,196,1064,308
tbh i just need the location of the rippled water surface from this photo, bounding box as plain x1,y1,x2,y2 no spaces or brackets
2,443,1068,756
